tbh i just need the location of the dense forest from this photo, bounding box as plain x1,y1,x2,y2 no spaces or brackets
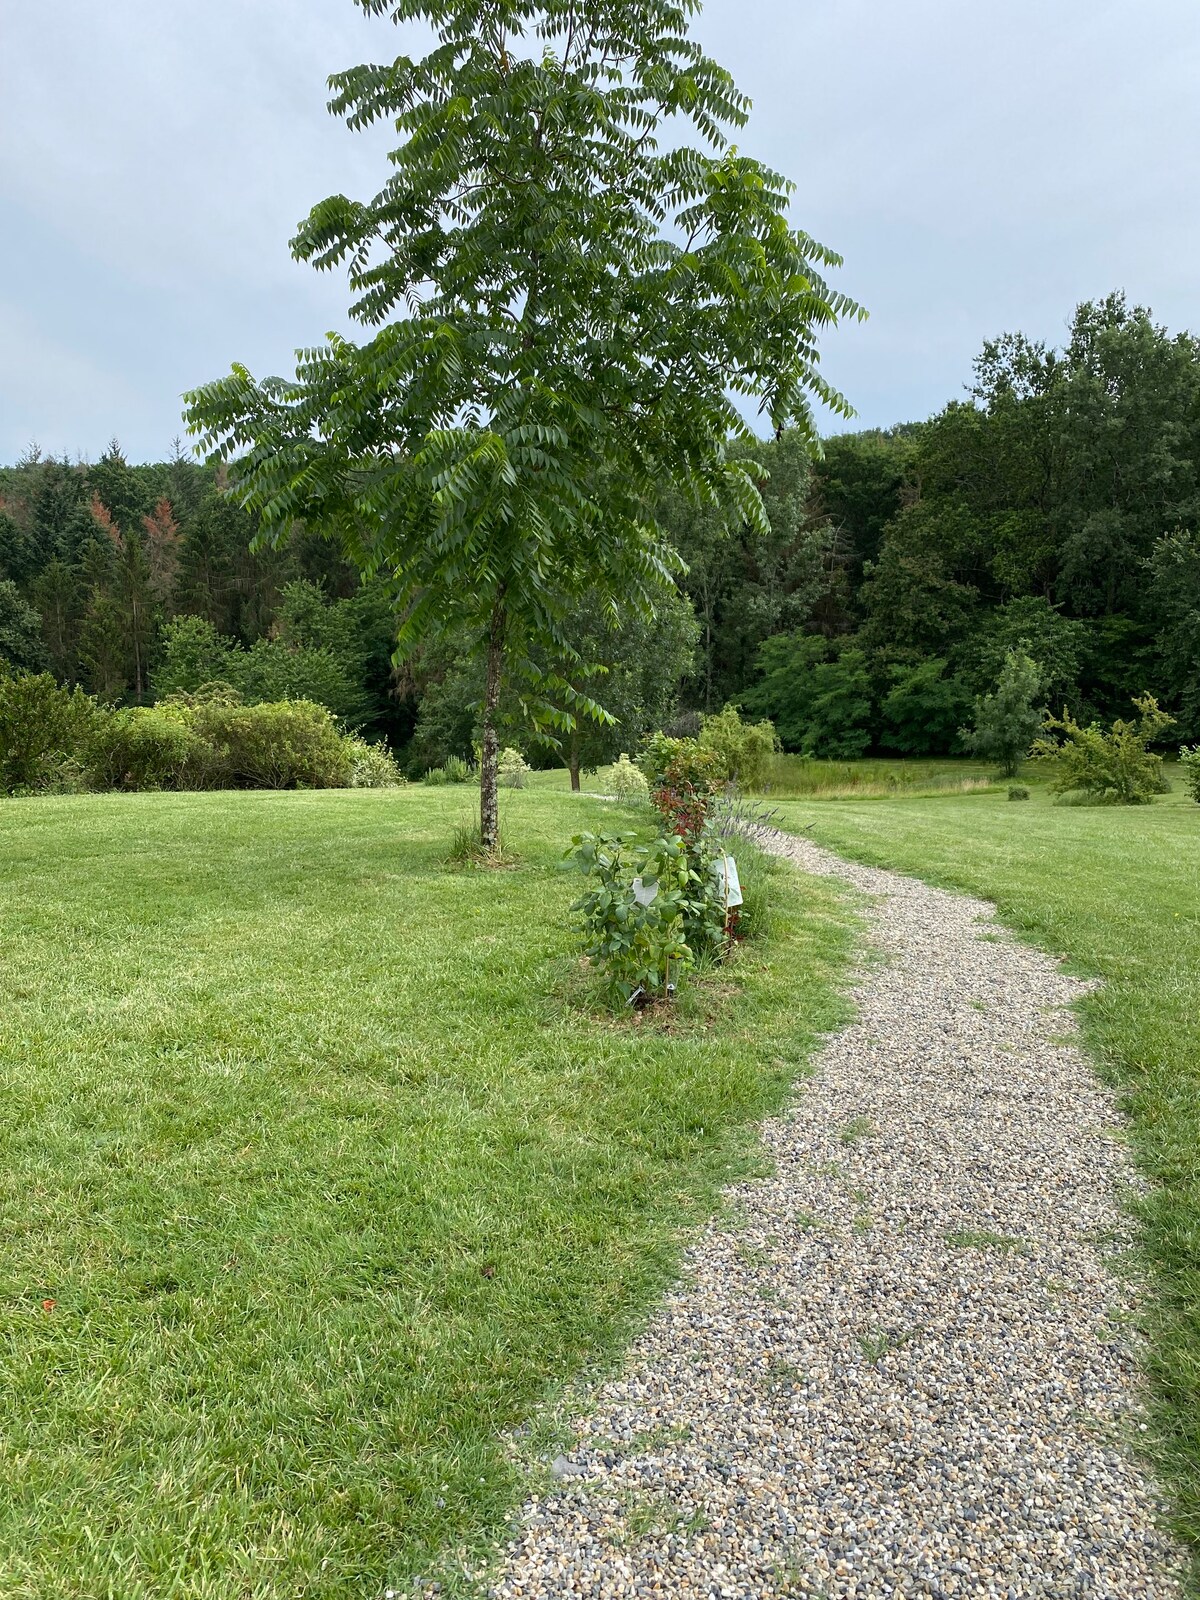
2,293,1197,770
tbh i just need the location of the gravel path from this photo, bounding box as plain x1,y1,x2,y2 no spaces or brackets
481,830,1183,1599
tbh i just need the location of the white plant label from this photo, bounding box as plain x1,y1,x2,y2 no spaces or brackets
632,876,660,907
716,854,743,908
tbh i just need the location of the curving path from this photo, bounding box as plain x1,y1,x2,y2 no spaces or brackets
481,830,1183,1599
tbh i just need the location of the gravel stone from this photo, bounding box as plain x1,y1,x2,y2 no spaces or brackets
479,831,1184,1598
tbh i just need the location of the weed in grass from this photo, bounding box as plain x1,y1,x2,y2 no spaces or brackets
945,1229,1030,1254
716,1200,751,1232
772,1554,832,1600
608,1489,708,1546
446,817,520,868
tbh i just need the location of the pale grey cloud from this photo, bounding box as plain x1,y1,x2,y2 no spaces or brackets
2,0,1198,460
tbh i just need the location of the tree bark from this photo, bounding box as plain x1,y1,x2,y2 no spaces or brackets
480,594,506,853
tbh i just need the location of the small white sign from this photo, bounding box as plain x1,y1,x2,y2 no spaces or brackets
631,875,659,907
715,854,743,908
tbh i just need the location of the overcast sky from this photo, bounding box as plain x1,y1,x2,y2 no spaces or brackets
2,0,1198,463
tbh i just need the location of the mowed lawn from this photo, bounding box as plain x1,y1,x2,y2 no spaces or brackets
774,781,1200,1567
0,786,852,1599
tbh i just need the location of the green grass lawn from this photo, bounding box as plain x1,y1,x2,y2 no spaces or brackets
773,778,1200,1577
0,785,852,1599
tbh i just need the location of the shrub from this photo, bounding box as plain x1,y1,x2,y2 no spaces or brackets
610,752,650,804
152,604,377,727
0,670,99,792
637,731,724,792
346,737,406,788
190,699,352,789
1008,785,1030,801
1182,745,1200,803
88,705,212,791
497,747,530,788
423,766,449,785
959,650,1043,778
566,830,727,1002
1032,694,1175,805
697,704,779,789
443,754,472,784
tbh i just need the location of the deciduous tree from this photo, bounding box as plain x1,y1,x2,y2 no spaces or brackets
185,0,859,849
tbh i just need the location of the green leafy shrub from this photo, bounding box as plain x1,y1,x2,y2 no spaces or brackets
636,732,724,792
231,640,367,728
0,670,100,792
1032,694,1175,805
497,747,530,788
697,703,779,789
189,699,352,790
346,737,406,788
88,705,212,791
566,831,726,1002
1008,785,1030,801
1181,745,1200,803
610,752,650,804
423,766,449,785
443,754,472,784
960,650,1043,777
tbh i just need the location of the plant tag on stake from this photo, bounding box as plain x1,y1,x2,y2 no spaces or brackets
631,876,659,907
715,855,743,908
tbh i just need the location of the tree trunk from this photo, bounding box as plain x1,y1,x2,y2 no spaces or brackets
480,595,506,853
568,730,581,792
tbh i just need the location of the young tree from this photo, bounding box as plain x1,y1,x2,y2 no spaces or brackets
547,589,699,789
960,648,1043,777
185,0,859,850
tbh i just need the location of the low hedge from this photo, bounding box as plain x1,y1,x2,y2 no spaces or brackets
0,674,404,794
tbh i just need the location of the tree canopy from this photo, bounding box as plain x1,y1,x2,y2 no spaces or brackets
183,0,859,845
4,290,1198,769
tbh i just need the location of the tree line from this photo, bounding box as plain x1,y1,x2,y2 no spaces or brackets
2,291,1197,771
